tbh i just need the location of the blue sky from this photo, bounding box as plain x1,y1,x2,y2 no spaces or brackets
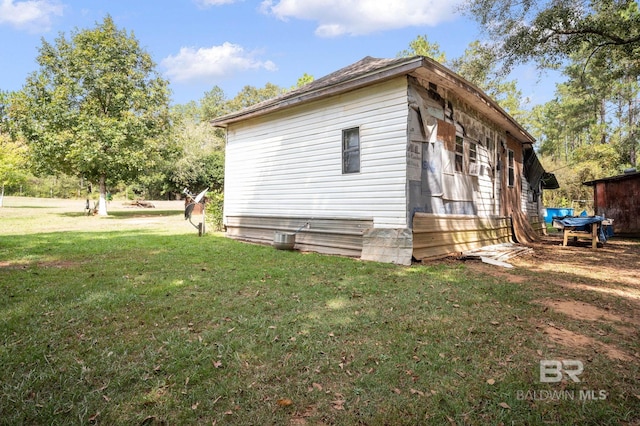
0,0,561,107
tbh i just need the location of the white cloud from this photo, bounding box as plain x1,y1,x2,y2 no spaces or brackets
260,0,463,37
161,42,277,83
0,0,63,32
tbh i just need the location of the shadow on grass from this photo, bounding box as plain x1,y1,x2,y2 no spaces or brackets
59,210,182,219
1,230,638,426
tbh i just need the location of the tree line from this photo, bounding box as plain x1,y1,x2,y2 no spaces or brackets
2,2,639,213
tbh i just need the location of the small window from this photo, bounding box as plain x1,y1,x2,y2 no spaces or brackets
507,149,515,187
454,136,464,173
342,127,360,174
468,141,479,176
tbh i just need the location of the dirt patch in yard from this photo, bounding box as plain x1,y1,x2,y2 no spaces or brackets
462,234,640,365
535,298,635,327
542,325,634,362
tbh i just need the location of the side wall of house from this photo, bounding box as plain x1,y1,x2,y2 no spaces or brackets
223,77,412,262
406,80,518,259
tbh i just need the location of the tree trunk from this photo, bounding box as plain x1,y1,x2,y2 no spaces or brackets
98,175,108,216
0,184,4,208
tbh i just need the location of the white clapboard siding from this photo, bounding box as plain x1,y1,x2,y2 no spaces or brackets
224,78,409,228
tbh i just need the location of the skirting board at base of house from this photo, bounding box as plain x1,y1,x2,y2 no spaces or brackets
225,214,543,265
361,228,413,266
224,215,373,258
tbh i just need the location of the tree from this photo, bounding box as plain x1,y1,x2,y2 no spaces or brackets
397,34,447,63
448,41,528,122
0,91,28,207
166,87,227,195
294,73,314,89
225,83,286,112
10,16,171,215
463,0,640,77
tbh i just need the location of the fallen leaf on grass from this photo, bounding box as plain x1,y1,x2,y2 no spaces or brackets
191,402,199,410
498,402,511,409
277,398,293,407
212,360,222,368
410,388,425,396
88,412,99,422
486,379,496,385
331,399,345,410
312,383,323,391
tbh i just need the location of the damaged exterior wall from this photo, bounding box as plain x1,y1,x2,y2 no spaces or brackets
407,78,540,258
216,56,545,265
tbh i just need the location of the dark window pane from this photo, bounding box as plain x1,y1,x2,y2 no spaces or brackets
342,128,360,174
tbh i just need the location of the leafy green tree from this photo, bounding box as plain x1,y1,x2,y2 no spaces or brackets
167,88,227,195
10,16,171,215
225,83,286,112
0,134,28,206
0,91,29,206
463,0,640,77
397,34,447,63
294,73,314,89
449,41,528,122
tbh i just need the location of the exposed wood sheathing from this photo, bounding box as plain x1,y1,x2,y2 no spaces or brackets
413,213,512,260
500,135,539,244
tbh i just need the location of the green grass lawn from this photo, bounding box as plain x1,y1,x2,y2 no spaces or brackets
1,197,638,425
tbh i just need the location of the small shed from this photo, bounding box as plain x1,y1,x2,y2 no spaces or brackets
212,56,555,264
584,170,640,237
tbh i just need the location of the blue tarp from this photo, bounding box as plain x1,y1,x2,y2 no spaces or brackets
557,216,614,242
544,207,574,223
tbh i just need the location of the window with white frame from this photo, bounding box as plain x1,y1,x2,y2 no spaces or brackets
454,135,464,173
342,127,360,174
468,141,479,176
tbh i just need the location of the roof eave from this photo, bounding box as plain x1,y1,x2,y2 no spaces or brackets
211,56,535,145
211,57,425,128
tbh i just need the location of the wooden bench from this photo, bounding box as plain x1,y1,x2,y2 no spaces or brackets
562,222,598,248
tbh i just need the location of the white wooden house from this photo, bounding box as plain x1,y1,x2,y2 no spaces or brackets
212,56,555,265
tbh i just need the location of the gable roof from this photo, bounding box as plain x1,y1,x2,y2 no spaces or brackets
211,56,535,144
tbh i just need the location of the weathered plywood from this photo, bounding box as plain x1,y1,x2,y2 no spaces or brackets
412,213,513,260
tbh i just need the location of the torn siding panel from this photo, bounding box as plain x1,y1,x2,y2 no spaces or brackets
407,80,503,222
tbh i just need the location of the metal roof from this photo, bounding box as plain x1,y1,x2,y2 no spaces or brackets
583,170,640,186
